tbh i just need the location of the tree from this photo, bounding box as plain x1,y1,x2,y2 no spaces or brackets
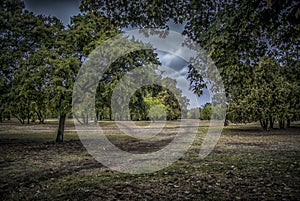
0,2,118,141
188,0,300,129
228,57,298,130
47,12,123,141
79,0,299,129
156,85,187,120
0,0,64,124
144,96,166,121
92,49,161,122
200,103,212,120
0,0,35,122
2,0,298,139
188,107,200,119
48,49,80,142
127,76,189,121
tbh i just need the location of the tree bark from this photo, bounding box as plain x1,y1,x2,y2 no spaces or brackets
224,115,229,126
96,111,99,121
36,111,44,124
27,101,30,124
85,113,88,125
56,114,66,142
94,114,97,124
260,119,269,131
27,111,30,124
269,116,274,129
17,116,25,124
279,119,285,129
287,119,291,128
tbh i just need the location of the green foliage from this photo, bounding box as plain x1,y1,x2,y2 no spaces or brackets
200,103,212,120
228,57,299,129
128,80,189,121
93,48,160,121
79,0,299,129
144,96,166,121
0,0,64,123
1,0,299,135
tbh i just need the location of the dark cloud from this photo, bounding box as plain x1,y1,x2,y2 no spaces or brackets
24,0,80,25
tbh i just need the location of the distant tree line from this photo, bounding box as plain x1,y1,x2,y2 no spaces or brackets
187,103,224,121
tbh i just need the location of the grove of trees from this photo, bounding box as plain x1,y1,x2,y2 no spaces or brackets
1,0,299,143
80,0,299,130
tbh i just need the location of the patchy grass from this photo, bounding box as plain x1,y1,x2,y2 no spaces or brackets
0,119,299,200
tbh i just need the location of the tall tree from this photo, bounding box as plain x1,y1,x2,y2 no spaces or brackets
0,0,64,123
228,57,297,130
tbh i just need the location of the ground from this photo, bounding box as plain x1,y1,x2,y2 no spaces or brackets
0,119,299,200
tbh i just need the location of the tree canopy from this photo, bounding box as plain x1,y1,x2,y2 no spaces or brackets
78,0,300,129
1,0,299,140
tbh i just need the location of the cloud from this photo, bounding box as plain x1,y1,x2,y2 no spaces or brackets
157,54,211,109
24,0,80,25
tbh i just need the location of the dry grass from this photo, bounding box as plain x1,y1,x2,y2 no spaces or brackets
0,119,299,200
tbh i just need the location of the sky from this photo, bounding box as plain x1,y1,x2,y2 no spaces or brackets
24,0,211,108
24,0,81,25
157,51,211,108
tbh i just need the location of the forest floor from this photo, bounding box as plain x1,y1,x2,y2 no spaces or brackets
0,119,300,200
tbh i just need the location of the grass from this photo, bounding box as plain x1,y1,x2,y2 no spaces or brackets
0,119,299,200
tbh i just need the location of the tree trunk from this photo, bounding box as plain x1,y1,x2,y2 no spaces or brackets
260,119,269,131
259,119,264,129
26,101,30,124
27,111,30,124
96,111,99,121
17,117,25,124
81,112,89,125
36,111,44,124
94,114,97,124
56,114,66,142
74,114,84,124
287,119,291,128
224,115,229,126
85,113,88,125
269,116,274,129
279,119,285,129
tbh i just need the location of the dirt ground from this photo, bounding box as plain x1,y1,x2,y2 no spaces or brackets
0,119,299,200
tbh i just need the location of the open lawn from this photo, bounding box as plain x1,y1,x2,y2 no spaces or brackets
0,119,300,200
